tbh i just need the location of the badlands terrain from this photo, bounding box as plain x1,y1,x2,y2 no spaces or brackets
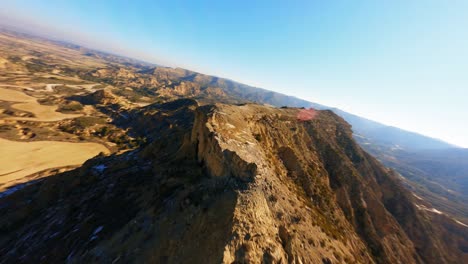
0,30,137,194
0,29,466,263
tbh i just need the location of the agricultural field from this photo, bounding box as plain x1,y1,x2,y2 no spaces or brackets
0,30,142,193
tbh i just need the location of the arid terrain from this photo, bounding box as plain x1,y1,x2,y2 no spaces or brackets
0,138,108,186
0,30,138,194
0,29,466,263
1,100,467,263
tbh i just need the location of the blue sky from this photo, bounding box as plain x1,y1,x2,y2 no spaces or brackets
2,0,467,147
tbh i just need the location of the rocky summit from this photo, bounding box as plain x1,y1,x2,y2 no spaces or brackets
0,100,466,263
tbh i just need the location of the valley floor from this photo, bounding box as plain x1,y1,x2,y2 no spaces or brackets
0,137,108,191
0,83,110,194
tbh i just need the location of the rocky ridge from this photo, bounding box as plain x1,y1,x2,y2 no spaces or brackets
0,100,466,263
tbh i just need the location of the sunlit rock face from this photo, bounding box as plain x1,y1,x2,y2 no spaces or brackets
0,100,466,263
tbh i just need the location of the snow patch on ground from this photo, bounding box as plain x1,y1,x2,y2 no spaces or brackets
93,164,107,173
412,193,424,200
93,226,103,235
0,179,43,199
415,204,443,214
89,226,104,241
455,220,468,228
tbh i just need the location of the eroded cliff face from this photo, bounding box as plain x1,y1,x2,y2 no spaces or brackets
188,104,374,263
0,100,466,263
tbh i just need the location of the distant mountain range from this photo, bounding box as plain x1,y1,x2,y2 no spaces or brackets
0,27,467,263
8,25,462,220
210,82,456,150
184,70,468,221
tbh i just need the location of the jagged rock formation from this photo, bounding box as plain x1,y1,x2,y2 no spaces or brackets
0,100,466,263
3,28,462,227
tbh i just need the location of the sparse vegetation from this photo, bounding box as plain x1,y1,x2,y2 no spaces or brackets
73,116,107,128
0,29,465,264
57,101,83,112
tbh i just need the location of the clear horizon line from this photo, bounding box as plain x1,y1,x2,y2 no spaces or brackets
0,24,464,148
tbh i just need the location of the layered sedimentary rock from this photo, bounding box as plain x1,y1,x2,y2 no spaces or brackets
0,100,466,263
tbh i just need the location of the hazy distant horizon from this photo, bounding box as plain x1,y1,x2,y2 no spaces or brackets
1,1,467,147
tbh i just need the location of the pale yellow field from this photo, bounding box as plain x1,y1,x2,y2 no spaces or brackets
0,86,35,101
8,101,82,121
0,34,113,193
0,138,109,186
0,86,82,121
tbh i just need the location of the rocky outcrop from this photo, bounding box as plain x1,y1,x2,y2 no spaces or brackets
70,89,129,106
0,100,466,263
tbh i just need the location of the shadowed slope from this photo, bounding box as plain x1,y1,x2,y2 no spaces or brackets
0,100,466,263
